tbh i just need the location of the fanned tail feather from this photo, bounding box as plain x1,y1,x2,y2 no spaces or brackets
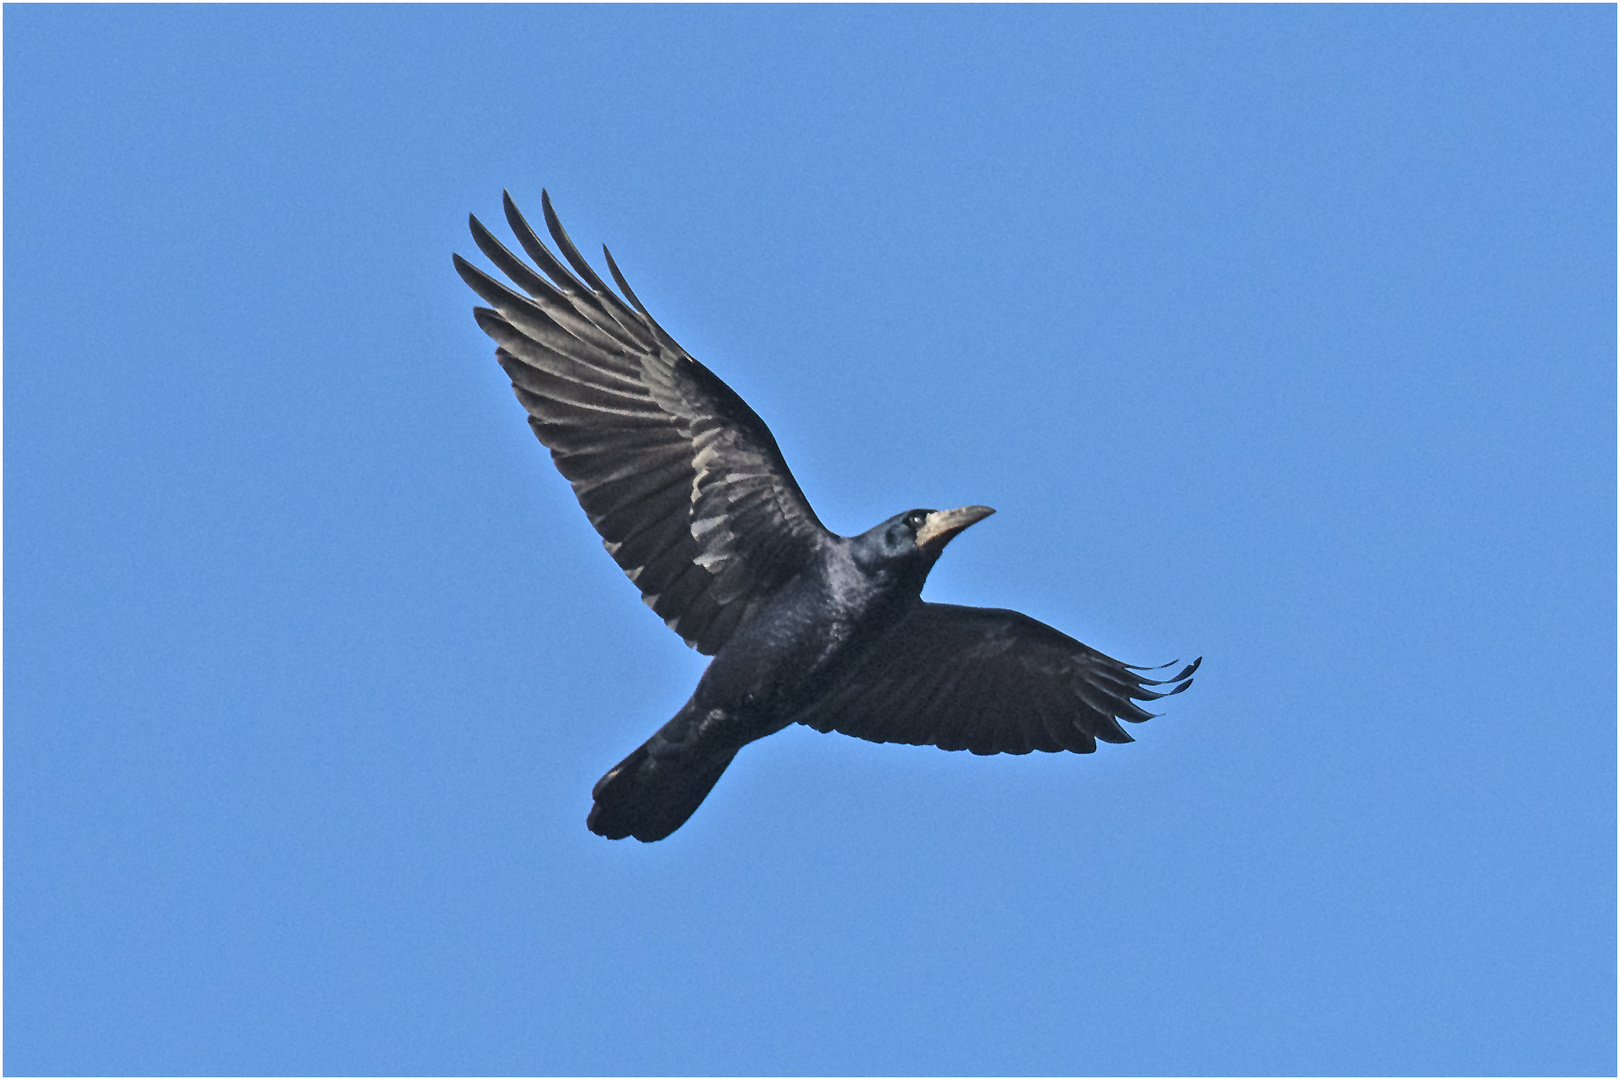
587,738,737,843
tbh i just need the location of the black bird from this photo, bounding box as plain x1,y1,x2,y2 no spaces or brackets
454,191,1199,842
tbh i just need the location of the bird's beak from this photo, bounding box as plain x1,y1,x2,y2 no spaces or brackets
916,505,996,554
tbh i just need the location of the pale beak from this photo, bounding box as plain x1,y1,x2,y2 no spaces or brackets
915,505,996,554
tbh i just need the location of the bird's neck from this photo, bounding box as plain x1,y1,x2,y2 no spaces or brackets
825,548,929,634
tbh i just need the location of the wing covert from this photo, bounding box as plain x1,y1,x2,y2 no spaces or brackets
794,603,1199,755
456,191,831,654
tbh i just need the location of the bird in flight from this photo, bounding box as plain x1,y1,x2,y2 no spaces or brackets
454,192,1199,842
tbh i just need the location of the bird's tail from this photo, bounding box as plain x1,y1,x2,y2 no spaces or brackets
586,736,738,843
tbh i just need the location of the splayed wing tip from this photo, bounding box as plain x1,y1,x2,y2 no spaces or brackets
603,244,649,313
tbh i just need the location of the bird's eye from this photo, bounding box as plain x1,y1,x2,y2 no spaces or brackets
905,510,929,531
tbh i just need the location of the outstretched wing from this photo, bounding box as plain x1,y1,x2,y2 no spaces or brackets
794,603,1199,755
455,191,831,655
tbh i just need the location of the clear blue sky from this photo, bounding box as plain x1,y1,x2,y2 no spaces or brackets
6,6,1613,1075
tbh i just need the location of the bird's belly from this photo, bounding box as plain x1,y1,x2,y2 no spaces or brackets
690,603,856,739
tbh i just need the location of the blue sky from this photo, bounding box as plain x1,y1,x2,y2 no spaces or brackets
6,5,1613,1075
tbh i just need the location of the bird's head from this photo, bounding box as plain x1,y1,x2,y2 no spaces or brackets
854,505,996,578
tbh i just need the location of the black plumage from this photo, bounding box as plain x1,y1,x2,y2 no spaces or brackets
455,191,1199,842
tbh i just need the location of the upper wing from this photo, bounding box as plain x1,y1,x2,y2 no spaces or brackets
794,603,1199,755
455,191,831,655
